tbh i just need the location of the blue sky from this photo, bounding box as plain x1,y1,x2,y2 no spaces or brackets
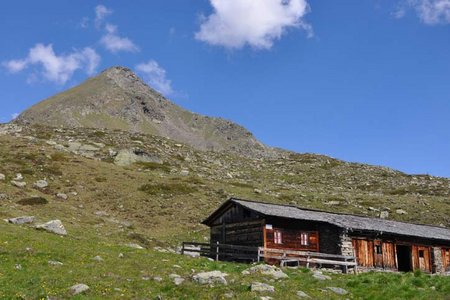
1,0,450,177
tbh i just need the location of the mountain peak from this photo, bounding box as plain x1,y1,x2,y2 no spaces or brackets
15,67,276,158
101,66,135,76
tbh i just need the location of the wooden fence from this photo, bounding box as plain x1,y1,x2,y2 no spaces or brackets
181,242,259,261
259,247,357,273
181,242,357,273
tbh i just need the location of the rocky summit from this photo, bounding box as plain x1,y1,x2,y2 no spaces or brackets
15,66,275,158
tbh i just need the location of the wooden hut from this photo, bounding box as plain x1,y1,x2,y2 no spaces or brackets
202,198,450,274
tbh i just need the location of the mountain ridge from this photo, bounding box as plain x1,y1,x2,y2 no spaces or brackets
15,66,277,158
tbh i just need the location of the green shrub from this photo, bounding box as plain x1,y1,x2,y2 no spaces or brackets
138,183,196,195
136,162,171,172
17,197,48,206
50,153,67,161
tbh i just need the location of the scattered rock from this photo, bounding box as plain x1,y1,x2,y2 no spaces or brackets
396,209,407,215
11,180,26,188
94,211,109,217
7,216,34,225
114,148,162,166
15,264,22,270
48,260,63,266
312,271,331,281
92,255,103,262
169,274,184,285
34,180,48,189
327,287,348,295
14,173,23,181
35,220,67,235
180,169,190,176
69,283,90,295
296,290,311,298
224,292,234,298
118,253,124,258
56,193,68,200
260,297,273,300
0,193,8,200
243,264,288,279
193,271,228,285
380,211,389,219
153,276,163,282
0,173,5,181
109,149,118,157
126,243,145,249
251,282,275,293
254,189,262,194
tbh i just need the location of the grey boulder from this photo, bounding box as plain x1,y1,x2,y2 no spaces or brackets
7,216,35,225
35,220,67,235
69,283,90,295
193,271,228,285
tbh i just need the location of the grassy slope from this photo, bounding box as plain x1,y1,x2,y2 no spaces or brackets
1,224,449,299
0,125,449,299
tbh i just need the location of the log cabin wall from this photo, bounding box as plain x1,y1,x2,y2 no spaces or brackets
208,203,265,247
351,235,439,272
210,219,264,246
264,217,320,251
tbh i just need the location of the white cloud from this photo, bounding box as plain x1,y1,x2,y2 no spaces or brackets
136,60,173,96
95,5,113,28
11,113,19,120
3,59,28,73
3,44,101,84
195,0,312,49
100,23,139,53
397,0,450,24
94,5,139,53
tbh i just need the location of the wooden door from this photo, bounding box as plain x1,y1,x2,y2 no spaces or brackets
374,240,383,268
412,246,431,272
442,248,450,270
382,242,396,269
353,239,374,267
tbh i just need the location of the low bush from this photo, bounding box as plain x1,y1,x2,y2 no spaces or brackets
17,197,48,206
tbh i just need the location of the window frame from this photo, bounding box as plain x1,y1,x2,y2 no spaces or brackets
375,244,382,255
274,230,283,244
300,232,309,246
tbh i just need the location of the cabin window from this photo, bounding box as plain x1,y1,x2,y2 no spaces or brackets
419,250,424,258
274,230,282,244
300,232,309,246
375,245,382,255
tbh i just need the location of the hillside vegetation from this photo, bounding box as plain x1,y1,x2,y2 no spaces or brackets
1,124,450,299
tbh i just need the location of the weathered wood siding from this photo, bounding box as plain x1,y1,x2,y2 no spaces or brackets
412,245,431,272
382,241,396,269
443,248,450,270
265,227,319,251
353,239,374,267
352,239,397,269
210,203,261,226
210,220,264,246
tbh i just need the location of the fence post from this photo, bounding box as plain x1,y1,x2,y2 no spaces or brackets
216,241,219,261
181,242,184,255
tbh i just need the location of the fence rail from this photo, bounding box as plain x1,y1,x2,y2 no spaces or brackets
181,242,259,261
259,247,357,273
181,242,357,273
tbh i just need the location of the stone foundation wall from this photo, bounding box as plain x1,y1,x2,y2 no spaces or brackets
339,231,355,257
432,246,444,274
